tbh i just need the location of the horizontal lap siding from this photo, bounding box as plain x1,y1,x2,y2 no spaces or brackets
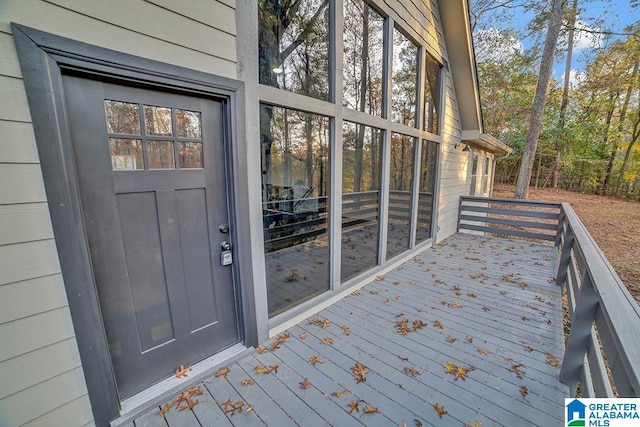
0,0,238,425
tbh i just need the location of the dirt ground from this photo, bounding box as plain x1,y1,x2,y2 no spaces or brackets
492,183,640,304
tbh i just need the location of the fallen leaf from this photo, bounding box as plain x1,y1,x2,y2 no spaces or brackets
433,320,443,329
348,400,359,414
158,403,171,416
299,332,308,339
332,390,348,398
341,325,351,336
521,316,530,321
363,402,380,414
399,356,409,362
404,366,421,377
241,379,255,386
383,298,390,303
446,335,457,343
520,385,528,397
412,319,428,330
414,420,423,427
482,305,491,312
214,367,229,379
352,363,368,383
395,313,405,318
220,399,233,411
309,355,324,366
393,281,401,286
443,361,457,374
375,275,385,281
351,290,362,296
546,353,561,368
465,336,474,343
320,337,334,346
500,290,508,296
433,403,447,418
369,290,379,295
509,364,525,379
175,364,189,378
524,346,534,353
300,378,311,389
454,366,473,380
467,292,477,298
256,346,267,354
477,348,491,356
465,422,484,427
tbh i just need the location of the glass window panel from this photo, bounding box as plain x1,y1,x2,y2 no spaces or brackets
260,104,330,316
178,142,203,168
147,140,175,169
343,0,384,116
387,133,415,259
416,140,438,243
424,53,442,134
391,29,418,127
105,101,140,135
258,0,330,101
144,105,173,136
176,109,202,139
109,138,143,170
341,122,383,282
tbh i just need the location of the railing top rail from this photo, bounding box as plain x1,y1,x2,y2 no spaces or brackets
461,195,563,208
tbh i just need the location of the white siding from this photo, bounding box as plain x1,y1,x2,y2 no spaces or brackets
0,0,238,425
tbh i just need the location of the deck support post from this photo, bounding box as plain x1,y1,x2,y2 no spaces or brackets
560,273,599,385
556,227,574,287
555,208,566,248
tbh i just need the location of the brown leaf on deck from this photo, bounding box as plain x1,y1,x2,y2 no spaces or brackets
482,305,491,312
352,363,368,383
214,367,229,379
309,355,324,366
175,364,190,378
520,385,529,397
375,275,385,281
241,379,255,386
467,292,477,297
477,348,491,356
363,402,380,414
443,361,456,374
383,298,390,303
509,363,525,379
414,419,423,427
320,337,334,346
433,403,447,418
300,378,311,389
158,403,171,416
348,400,360,414
446,335,457,343
341,325,351,336
465,336,474,343
256,346,267,354
332,389,348,398
433,320,444,329
299,332,307,339
524,346,534,353
404,366,421,377
546,353,561,368
369,290,379,295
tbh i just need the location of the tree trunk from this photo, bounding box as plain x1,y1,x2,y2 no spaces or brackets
553,0,578,188
514,0,567,199
615,111,640,196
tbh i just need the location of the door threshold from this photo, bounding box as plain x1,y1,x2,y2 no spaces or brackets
111,342,251,426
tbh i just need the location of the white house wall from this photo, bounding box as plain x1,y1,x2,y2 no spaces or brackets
0,1,238,425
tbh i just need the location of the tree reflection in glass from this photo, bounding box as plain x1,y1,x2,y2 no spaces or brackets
416,140,438,243
424,53,442,134
343,0,384,116
258,0,329,101
260,104,330,316
341,122,383,282
391,29,418,127
387,133,415,259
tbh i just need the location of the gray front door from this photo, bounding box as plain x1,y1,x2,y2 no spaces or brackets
63,76,240,398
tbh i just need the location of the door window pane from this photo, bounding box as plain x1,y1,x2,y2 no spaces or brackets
341,122,383,282
147,140,175,169
391,29,418,127
176,109,202,139
260,104,330,316
105,101,140,134
343,0,384,116
178,142,203,168
109,138,143,170
387,133,415,259
424,53,442,134
416,140,437,243
144,106,173,136
258,0,330,101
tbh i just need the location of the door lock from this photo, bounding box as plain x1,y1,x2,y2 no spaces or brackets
219,224,229,233
220,241,232,266
220,241,231,251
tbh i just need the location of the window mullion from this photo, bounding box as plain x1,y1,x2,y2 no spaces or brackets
330,0,343,289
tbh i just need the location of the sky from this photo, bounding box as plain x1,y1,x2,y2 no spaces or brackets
472,0,639,85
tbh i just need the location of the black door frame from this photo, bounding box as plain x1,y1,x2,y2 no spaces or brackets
12,24,257,425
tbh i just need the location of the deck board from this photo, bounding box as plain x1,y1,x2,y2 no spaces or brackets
137,234,569,427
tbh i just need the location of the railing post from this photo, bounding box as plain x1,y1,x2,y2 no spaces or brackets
556,226,574,287
555,208,566,248
457,196,464,232
560,273,599,386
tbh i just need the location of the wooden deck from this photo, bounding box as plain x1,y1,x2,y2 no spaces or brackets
128,233,569,427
